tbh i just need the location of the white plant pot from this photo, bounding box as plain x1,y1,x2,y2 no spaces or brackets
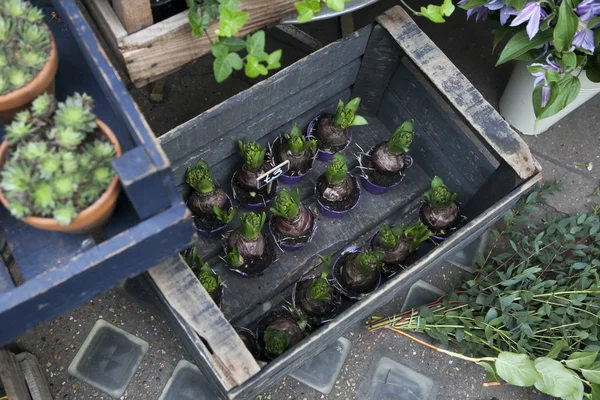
499,62,600,135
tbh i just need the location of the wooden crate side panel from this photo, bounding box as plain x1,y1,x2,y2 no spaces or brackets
377,7,538,180
0,253,14,293
159,26,372,161
149,256,260,386
0,204,194,345
112,0,153,34
229,174,542,399
169,59,362,187
15,353,53,400
0,349,31,400
351,24,404,116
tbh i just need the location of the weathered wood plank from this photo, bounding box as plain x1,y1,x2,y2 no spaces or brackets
269,25,324,53
16,353,52,400
377,6,539,180
351,24,404,116
148,255,261,386
168,59,361,186
0,349,31,400
112,0,153,34
159,25,372,160
229,173,542,399
0,204,194,345
0,238,14,292
113,147,171,220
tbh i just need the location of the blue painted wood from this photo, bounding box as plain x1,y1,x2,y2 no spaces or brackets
0,257,14,293
0,203,194,345
113,147,171,220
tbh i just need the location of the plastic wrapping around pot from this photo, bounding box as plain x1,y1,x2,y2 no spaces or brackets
360,174,404,195
419,202,463,243
315,175,361,218
271,136,315,185
306,115,353,162
225,233,277,277
231,170,278,211
0,120,121,233
268,211,317,251
292,274,342,326
188,193,232,238
331,245,382,300
235,327,260,360
256,308,305,360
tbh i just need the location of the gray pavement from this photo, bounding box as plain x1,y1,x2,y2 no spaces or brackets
12,0,600,399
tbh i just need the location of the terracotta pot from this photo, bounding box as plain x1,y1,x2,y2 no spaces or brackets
0,119,122,234
0,27,59,124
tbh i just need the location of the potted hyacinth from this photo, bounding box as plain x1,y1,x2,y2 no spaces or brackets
315,153,361,218
271,123,316,184
232,140,277,211
360,119,414,195
0,0,59,123
332,247,385,299
184,247,223,306
269,188,316,250
307,97,368,161
225,211,276,276
420,176,460,240
370,222,432,272
186,158,236,236
292,255,341,325
256,308,307,359
0,93,121,233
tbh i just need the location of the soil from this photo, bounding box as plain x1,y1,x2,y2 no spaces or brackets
362,155,404,188
232,169,278,207
294,277,341,325
370,142,407,176
311,114,350,152
256,309,305,359
333,252,380,297
236,328,260,359
226,233,277,276
269,205,316,248
316,174,360,212
273,137,314,176
420,202,460,232
372,235,410,265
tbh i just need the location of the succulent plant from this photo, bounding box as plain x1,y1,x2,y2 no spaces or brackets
264,330,291,357
333,97,368,130
325,153,348,185
270,189,300,219
356,251,385,274
0,93,116,225
0,0,51,96
239,140,266,170
285,124,316,155
424,176,457,209
387,120,414,155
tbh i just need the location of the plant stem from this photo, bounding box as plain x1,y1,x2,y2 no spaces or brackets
396,0,420,15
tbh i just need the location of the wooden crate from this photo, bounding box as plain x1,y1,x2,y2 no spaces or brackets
80,0,301,87
0,0,195,345
133,6,541,398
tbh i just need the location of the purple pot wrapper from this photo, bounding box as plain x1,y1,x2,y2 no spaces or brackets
315,175,361,218
360,174,404,195
256,309,303,360
292,274,341,326
331,245,382,300
270,136,315,185
187,193,233,237
306,114,353,162
231,171,277,212
268,214,317,251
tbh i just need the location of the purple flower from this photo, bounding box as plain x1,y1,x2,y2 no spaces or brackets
572,21,596,52
529,56,561,88
500,6,518,25
540,85,551,108
466,5,489,21
510,2,548,39
576,0,600,20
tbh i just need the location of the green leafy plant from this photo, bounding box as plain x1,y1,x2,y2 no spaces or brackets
404,221,433,252
212,204,236,223
186,158,214,194
270,189,300,219
0,93,116,225
240,211,266,240
184,247,221,294
286,124,316,155
0,0,50,96
367,184,600,399
239,140,266,170
264,330,291,357
325,153,348,185
424,176,457,209
377,224,405,249
387,119,414,155
356,251,385,273
226,246,243,267
309,255,333,301
333,98,368,130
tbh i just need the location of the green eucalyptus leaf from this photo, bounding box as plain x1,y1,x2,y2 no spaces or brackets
546,338,568,359
534,357,584,400
582,362,600,384
478,361,499,382
592,383,600,400
495,352,539,387
564,351,598,370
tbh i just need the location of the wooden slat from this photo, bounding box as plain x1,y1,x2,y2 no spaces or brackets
0,238,14,292
351,24,404,116
168,59,361,186
0,349,31,400
16,353,53,400
377,6,539,180
112,0,153,34
159,25,371,161
148,256,261,386
269,25,324,54
79,0,127,69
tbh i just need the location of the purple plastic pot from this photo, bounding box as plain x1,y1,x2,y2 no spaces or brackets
268,213,317,251
315,175,361,218
187,193,233,237
306,115,353,162
231,171,277,212
360,174,404,195
271,136,315,185
292,274,342,326
419,202,464,243
256,308,305,360
225,233,276,277
331,245,382,300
